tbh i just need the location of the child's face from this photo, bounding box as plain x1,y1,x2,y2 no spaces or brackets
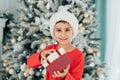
53,22,73,45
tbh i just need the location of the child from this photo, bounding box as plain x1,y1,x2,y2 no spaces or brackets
27,6,84,80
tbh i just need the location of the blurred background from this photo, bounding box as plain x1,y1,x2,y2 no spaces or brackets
0,0,120,80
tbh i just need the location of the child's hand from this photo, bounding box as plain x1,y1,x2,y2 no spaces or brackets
41,49,56,62
52,65,70,78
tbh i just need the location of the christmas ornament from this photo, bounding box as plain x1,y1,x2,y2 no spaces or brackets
9,68,15,74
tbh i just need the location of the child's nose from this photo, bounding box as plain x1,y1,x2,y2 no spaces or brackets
61,31,66,36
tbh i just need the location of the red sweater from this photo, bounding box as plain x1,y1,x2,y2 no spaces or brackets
27,44,84,80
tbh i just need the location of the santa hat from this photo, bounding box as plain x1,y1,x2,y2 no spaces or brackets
49,6,79,39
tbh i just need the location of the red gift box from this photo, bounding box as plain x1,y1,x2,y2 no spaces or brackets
42,48,72,75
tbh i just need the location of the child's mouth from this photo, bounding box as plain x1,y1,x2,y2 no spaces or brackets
59,38,68,40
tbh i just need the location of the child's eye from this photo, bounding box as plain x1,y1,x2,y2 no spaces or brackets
56,29,61,32
66,29,70,31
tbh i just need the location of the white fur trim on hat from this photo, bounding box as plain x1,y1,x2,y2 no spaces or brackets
49,6,78,39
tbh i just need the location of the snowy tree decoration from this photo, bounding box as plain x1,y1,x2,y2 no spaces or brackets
1,0,105,80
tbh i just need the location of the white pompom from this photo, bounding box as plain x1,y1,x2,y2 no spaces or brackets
9,68,15,74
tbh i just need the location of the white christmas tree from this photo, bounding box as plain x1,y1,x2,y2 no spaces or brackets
1,0,105,80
